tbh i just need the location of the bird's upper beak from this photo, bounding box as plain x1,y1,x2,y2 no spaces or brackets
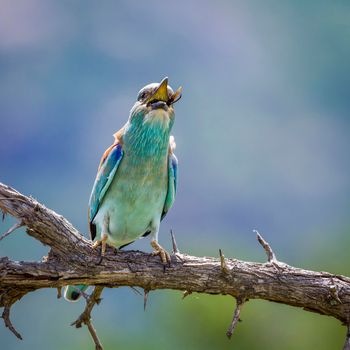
146,77,182,106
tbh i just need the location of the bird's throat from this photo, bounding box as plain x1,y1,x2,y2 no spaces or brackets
124,117,171,160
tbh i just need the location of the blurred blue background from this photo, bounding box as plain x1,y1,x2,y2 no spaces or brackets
1,1,350,349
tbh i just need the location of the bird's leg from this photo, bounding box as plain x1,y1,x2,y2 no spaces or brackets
151,239,171,266
92,234,108,255
92,215,109,262
100,233,108,256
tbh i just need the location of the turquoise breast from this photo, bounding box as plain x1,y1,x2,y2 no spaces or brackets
93,114,171,247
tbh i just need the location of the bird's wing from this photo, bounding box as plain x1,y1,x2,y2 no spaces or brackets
161,136,178,221
88,132,124,241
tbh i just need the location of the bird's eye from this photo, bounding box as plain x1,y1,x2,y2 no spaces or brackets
137,91,147,101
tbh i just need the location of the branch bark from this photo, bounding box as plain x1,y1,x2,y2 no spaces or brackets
1,182,350,347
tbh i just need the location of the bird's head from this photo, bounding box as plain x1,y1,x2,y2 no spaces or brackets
129,77,182,130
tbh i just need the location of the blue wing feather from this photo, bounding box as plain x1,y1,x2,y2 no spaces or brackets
161,152,178,220
88,143,123,240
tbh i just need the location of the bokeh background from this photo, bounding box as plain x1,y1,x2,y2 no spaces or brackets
1,1,350,349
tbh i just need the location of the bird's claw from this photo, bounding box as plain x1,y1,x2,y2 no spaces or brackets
92,233,108,264
150,240,171,270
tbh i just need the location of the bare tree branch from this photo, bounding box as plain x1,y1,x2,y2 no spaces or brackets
1,182,350,349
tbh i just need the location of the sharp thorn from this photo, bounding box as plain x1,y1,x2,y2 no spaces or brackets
170,229,179,254
219,249,230,274
144,289,149,311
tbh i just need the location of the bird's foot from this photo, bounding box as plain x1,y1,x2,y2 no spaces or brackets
150,240,171,269
92,233,108,264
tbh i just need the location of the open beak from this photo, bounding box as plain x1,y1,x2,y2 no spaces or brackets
146,77,182,106
146,77,169,104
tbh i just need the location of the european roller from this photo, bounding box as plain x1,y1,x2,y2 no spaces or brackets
65,77,182,301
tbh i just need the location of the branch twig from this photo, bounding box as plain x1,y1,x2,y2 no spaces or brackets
0,221,23,241
1,306,22,340
144,289,149,311
86,321,103,350
219,249,230,274
254,229,277,263
226,297,245,339
71,286,104,350
170,229,179,254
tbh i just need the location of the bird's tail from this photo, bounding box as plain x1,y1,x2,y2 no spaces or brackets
64,284,89,302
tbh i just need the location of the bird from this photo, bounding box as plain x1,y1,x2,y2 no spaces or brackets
64,77,182,301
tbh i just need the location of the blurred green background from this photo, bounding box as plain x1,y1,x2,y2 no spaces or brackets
1,1,350,349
